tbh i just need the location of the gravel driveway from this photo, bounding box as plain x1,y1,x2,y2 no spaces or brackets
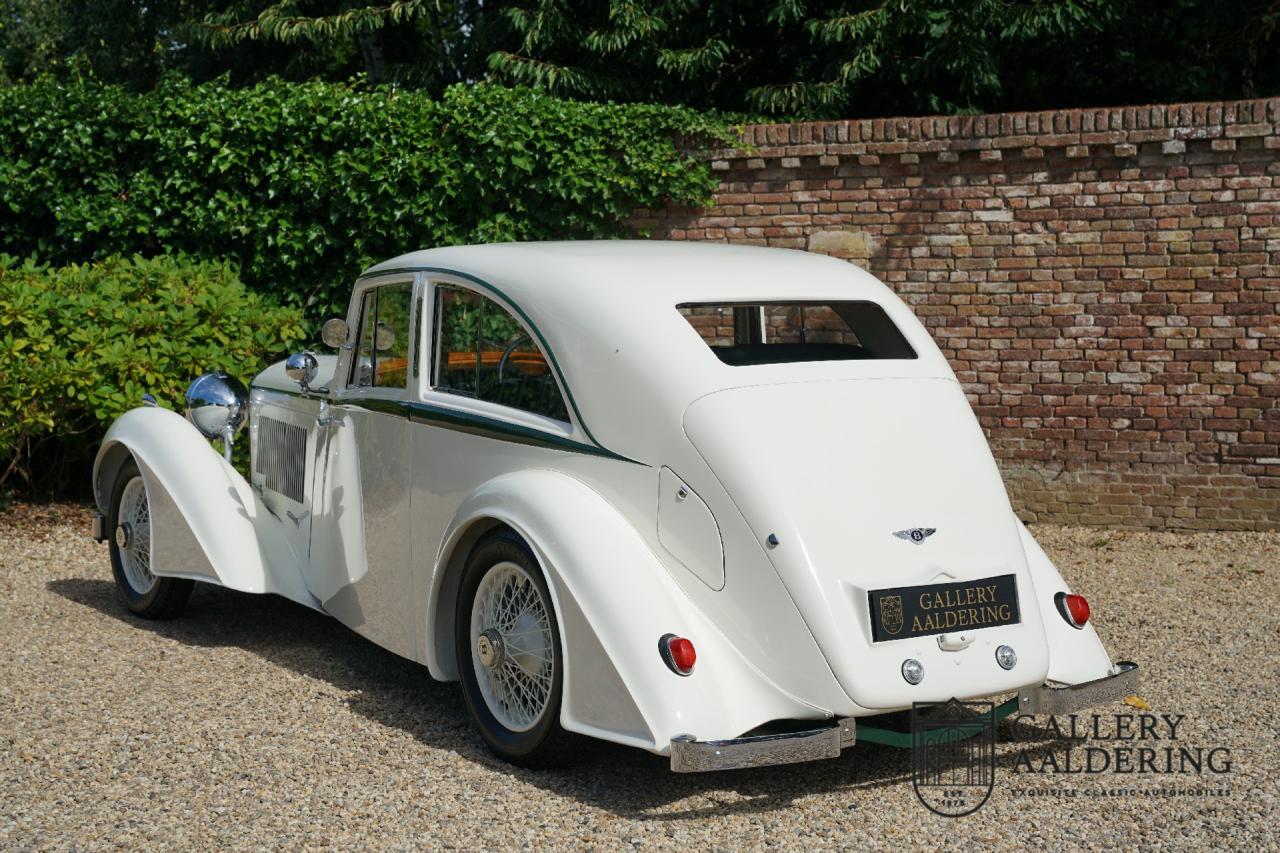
2,503,1277,850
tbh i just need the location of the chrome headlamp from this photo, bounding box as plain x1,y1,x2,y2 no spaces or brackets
184,371,248,460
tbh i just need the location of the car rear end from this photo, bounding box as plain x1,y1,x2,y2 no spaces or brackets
663,290,1139,770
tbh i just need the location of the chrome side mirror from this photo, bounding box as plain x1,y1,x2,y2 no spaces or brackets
286,351,319,392
321,318,349,349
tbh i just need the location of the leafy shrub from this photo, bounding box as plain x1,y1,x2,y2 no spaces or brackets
0,78,731,318
0,255,307,496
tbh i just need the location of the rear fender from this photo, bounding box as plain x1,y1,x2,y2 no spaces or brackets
430,468,826,753
1018,521,1114,685
93,407,319,610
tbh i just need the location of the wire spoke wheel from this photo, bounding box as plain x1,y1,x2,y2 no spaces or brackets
469,560,554,733
107,459,192,619
116,476,155,595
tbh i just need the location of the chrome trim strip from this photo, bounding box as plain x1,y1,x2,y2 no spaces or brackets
1017,661,1140,715
670,719,855,773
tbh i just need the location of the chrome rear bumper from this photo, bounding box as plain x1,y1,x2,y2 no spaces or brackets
670,661,1140,772
670,719,856,773
1017,661,1140,715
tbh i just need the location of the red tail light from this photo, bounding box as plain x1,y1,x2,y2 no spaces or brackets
1055,592,1090,628
659,634,696,676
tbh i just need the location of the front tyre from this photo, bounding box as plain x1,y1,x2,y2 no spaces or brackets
108,459,193,619
456,531,576,768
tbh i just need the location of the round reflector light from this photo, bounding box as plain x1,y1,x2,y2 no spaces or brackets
659,634,696,676
901,658,925,685
1055,592,1091,628
995,644,1018,670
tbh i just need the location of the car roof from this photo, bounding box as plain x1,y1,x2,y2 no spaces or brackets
360,240,886,306
359,241,956,463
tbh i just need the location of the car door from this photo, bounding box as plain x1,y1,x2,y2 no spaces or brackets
308,274,419,659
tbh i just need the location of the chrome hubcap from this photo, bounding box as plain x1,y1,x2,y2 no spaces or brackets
470,561,554,733
117,476,155,595
476,629,504,669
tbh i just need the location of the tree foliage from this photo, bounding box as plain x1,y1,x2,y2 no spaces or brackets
3,1,1276,115
0,0,226,89
487,0,1280,117
0,0,504,90
200,0,429,47
191,0,496,86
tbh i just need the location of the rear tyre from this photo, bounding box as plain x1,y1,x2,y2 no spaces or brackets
108,459,193,619
455,531,577,768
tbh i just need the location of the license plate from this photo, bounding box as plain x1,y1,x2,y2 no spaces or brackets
868,574,1020,642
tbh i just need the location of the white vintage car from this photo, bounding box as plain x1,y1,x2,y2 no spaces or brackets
92,241,1138,771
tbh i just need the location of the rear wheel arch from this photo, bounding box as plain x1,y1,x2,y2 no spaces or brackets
428,502,655,753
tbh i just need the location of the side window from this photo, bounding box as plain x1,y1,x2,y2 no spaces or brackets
350,281,414,389
432,283,570,422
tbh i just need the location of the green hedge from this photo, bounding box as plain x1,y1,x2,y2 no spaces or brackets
0,255,307,496
0,79,729,318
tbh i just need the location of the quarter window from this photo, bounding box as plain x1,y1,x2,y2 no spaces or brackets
432,284,570,422
351,281,414,389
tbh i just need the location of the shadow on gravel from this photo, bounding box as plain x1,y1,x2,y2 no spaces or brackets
48,576,1071,820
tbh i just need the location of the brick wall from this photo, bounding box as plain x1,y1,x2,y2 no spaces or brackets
632,100,1280,531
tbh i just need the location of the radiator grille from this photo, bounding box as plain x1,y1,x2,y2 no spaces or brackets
254,416,307,503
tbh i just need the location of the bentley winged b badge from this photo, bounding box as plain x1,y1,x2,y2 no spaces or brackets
894,527,937,545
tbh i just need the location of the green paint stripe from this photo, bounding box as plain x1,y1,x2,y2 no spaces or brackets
853,726,914,749
856,697,1021,750
249,384,637,463
403,401,632,460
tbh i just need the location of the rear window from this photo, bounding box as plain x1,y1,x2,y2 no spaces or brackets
677,301,917,366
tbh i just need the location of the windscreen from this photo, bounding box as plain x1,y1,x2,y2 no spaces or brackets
676,301,917,366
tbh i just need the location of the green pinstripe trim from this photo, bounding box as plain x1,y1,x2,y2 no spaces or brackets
401,400,632,460
856,697,1021,749
250,384,637,463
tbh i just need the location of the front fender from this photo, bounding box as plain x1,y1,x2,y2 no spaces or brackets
431,468,828,753
93,407,319,610
1018,521,1114,684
